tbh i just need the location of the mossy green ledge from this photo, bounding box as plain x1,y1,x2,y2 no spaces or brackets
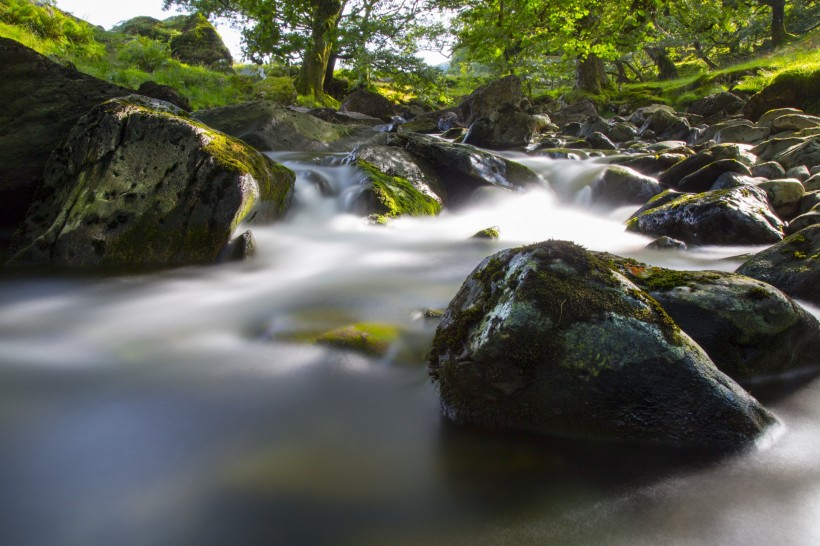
350,159,442,221
6,95,294,270
428,240,775,450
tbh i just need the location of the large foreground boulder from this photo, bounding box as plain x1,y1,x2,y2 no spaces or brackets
736,225,820,306
0,38,130,252
613,261,820,382
6,96,294,270
428,241,775,449
193,101,362,152
626,186,785,245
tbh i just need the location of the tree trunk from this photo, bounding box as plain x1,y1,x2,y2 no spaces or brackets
693,41,719,70
295,0,344,99
323,52,338,94
575,53,613,94
761,0,788,46
645,46,679,81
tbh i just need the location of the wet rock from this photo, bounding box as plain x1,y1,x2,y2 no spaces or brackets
427,240,775,449
626,186,785,245
462,110,538,150
751,161,786,179
170,13,233,71
194,101,359,152
399,112,442,134
710,173,761,191
609,153,687,178
381,132,541,205
758,178,806,219
805,174,820,192
340,88,396,122
316,323,402,357
614,261,820,383
346,143,444,202
549,100,598,129
7,96,294,270
628,104,675,127
687,92,746,119
578,116,611,139
736,225,820,305
0,38,130,253
591,166,663,206
774,137,820,171
471,227,500,240
585,132,617,150
646,236,687,250
715,124,770,145
219,230,256,262
799,191,820,213
438,111,460,132
786,165,811,181
787,210,820,234
309,108,383,126
676,159,752,193
608,122,639,143
347,159,442,220
458,76,526,126
640,109,692,141
137,80,191,111
771,114,820,132
658,144,755,188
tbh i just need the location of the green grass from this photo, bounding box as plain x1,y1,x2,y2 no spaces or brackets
0,0,299,110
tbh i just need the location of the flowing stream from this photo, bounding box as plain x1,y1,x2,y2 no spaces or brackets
1,151,819,545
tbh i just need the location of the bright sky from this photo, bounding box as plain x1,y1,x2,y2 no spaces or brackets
56,0,246,60
56,0,447,66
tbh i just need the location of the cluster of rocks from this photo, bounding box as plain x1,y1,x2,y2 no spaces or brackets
2,35,819,453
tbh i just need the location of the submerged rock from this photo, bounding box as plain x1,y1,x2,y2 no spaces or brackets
736,225,820,305
7,96,294,269
613,261,820,383
626,186,784,245
427,240,775,449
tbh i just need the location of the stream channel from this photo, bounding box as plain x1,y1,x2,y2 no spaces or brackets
1,149,819,545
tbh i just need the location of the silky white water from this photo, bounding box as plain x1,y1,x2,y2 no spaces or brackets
1,153,818,545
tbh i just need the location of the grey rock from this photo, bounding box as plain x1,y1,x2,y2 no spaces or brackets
687,92,746,119
677,159,752,193
428,240,775,449
640,109,691,141
591,166,663,206
585,132,618,150
715,124,771,145
340,88,396,122
613,262,820,383
7,96,294,269
736,225,820,305
462,111,538,150
805,173,820,192
757,108,806,127
646,236,688,250
751,161,786,179
787,211,820,234
626,186,785,245
658,144,756,188
786,165,811,181
459,75,525,126
771,114,820,132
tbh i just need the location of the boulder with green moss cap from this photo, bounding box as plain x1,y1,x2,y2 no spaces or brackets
427,240,775,450
610,258,820,383
169,13,233,71
736,225,820,305
6,95,294,270
348,159,442,221
626,186,785,245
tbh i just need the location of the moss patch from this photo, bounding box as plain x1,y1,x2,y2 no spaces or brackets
315,323,402,357
355,159,442,219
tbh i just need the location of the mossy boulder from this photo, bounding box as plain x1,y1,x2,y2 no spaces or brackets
736,225,820,305
348,159,442,221
0,38,130,254
743,68,820,121
346,142,446,203
612,260,820,383
193,101,361,152
6,96,294,270
428,240,775,449
112,16,174,41
471,227,500,240
169,13,233,71
626,186,785,245
381,132,542,206
687,92,746,120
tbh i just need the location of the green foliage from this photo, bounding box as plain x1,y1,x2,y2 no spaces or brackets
116,36,170,72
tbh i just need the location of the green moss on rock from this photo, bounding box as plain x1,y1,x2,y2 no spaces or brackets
315,323,402,357
353,159,442,219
